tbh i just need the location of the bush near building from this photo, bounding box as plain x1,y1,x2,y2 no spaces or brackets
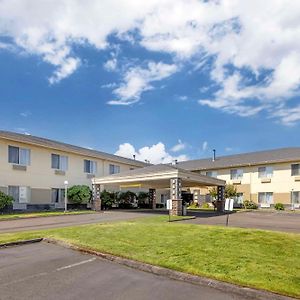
243,200,258,209
274,203,285,210
67,185,91,205
0,191,13,211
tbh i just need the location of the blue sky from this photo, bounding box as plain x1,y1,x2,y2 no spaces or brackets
0,1,300,163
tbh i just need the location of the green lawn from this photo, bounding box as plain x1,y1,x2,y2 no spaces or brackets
0,210,96,221
0,216,299,298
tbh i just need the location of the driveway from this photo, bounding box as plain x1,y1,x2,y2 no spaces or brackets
0,242,254,300
0,211,156,233
184,210,300,233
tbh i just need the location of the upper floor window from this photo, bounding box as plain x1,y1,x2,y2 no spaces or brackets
230,169,243,180
109,164,120,175
8,145,31,166
291,164,300,176
258,166,273,178
206,171,218,178
51,154,68,171
84,159,97,174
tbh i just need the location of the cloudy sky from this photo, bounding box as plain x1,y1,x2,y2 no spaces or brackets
1,0,300,163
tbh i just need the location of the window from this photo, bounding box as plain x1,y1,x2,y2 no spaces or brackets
84,159,97,174
206,171,218,178
8,146,31,166
109,164,120,174
230,169,243,180
8,186,30,203
51,188,65,203
8,186,19,203
258,192,273,205
258,166,273,178
51,154,68,171
233,193,244,205
291,191,300,204
291,164,300,176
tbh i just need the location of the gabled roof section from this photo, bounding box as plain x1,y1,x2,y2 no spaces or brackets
0,130,148,167
177,147,300,171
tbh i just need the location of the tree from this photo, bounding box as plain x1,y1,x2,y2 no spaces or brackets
208,187,217,200
225,184,237,199
67,185,91,204
0,191,13,211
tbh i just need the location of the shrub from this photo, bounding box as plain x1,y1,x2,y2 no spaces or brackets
67,185,91,204
118,191,137,209
201,202,210,209
188,201,199,209
0,191,13,211
100,190,117,209
137,192,150,208
243,200,258,209
156,203,164,209
274,203,285,210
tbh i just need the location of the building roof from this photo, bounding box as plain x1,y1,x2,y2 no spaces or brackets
0,130,147,167
93,164,225,188
177,147,300,171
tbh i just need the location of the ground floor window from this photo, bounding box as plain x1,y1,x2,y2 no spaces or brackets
233,193,244,205
291,191,300,204
51,188,65,203
258,192,273,205
8,186,30,203
8,186,19,203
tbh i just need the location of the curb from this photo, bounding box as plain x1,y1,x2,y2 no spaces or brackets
44,238,295,300
0,238,43,248
0,211,99,222
168,216,196,222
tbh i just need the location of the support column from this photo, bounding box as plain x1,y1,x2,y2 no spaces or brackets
216,185,225,212
170,178,182,216
149,188,156,209
92,183,103,211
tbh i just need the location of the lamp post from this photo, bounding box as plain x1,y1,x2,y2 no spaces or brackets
64,180,68,213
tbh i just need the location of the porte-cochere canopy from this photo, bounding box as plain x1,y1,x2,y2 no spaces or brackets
92,164,225,189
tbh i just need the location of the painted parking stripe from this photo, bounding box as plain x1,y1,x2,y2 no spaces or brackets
56,257,96,271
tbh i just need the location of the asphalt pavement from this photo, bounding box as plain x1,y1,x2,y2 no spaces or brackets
0,242,253,300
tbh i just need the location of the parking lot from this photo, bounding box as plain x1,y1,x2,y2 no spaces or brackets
0,242,252,300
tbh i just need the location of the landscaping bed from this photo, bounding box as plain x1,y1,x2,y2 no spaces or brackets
0,216,299,298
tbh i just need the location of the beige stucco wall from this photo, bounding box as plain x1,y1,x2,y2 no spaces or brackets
0,138,142,204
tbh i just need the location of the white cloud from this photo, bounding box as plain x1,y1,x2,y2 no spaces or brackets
20,110,31,117
202,141,208,151
1,0,300,123
171,139,186,152
115,142,188,164
103,58,118,72
108,61,178,105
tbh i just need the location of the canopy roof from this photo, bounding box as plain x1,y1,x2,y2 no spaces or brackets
92,164,225,189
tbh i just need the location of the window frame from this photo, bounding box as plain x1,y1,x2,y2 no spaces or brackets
51,154,68,171
230,168,243,180
291,164,300,176
258,166,273,178
8,145,31,166
258,192,273,204
84,159,97,174
109,164,120,175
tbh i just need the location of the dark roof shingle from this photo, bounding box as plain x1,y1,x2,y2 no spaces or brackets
177,148,300,170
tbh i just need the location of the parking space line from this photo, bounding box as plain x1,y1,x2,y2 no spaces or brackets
56,258,96,271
